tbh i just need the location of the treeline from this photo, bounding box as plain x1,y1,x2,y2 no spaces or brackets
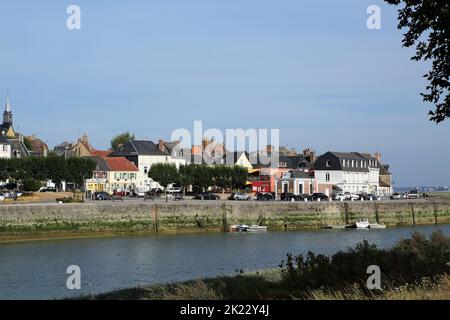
148,163,249,192
0,156,96,190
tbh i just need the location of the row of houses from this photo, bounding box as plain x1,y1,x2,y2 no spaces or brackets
0,96,393,196
0,97,49,159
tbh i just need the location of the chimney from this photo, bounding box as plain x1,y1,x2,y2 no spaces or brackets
158,139,165,152
374,152,382,162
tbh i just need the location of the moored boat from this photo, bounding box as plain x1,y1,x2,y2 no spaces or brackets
368,223,386,229
230,224,268,232
355,219,370,228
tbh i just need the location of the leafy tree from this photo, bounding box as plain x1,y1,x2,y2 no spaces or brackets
110,132,135,150
191,165,213,192
386,0,450,123
178,164,194,194
148,163,179,192
231,166,249,189
22,178,42,192
212,165,233,192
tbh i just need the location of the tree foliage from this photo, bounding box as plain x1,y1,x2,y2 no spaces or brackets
0,156,96,188
386,0,450,123
22,178,42,192
110,132,135,150
149,164,249,192
148,163,179,190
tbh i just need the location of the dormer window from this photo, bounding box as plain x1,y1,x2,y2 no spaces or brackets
326,160,331,167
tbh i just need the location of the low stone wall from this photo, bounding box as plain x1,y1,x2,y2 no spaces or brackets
0,200,450,235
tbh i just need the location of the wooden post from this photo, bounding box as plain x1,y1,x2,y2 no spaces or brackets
374,203,380,224
344,202,349,225
411,203,416,226
434,202,438,225
153,205,159,232
221,202,227,232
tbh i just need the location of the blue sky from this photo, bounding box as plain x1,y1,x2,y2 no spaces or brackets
0,0,449,187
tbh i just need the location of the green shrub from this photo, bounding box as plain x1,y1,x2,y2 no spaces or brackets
279,231,450,294
22,179,42,192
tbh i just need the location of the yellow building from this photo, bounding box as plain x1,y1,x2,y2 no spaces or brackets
85,156,139,195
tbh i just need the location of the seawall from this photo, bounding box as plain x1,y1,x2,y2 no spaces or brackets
1,200,450,238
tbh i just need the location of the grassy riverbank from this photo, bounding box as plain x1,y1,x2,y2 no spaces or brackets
87,272,450,300
85,231,450,300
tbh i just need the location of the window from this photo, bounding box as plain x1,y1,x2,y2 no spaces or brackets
325,173,330,182
326,160,331,167
144,166,148,174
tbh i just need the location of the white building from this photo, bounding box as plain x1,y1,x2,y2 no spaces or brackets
109,140,187,190
314,151,385,195
0,135,11,159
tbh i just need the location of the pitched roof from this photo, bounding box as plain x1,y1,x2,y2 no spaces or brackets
91,149,112,157
7,138,30,158
103,157,138,172
109,140,168,157
0,134,9,144
314,151,369,172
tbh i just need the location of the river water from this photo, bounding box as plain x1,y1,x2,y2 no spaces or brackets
1,224,449,300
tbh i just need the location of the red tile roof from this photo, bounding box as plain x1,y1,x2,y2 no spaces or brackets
92,149,112,157
103,157,138,172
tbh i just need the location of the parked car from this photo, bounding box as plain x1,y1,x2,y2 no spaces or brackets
311,193,329,201
167,187,182,194
280,193,302,201
194,192,220,200
38,187,57,192
390,193,402,200
2,183,17,190
94,192,112,200
344,192,359,200
256,192,275,201
333,193,346,201
359,193,378,201
228,192,251,201
113,190,129,197
407,190,420,199
130,189,146,198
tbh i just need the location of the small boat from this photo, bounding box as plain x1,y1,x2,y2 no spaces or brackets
368,223,386,229
230,224,267,232
355,219,370,229
246,225,268,232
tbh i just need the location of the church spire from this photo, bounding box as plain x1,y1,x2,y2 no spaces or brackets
5,96,11,112
5,90,11,113
3,89,13,130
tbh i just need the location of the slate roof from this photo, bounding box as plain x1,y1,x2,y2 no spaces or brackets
314,151,369,172
109,140,168,157
290,170,313,179
8,139,30,158
0,134,10,144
